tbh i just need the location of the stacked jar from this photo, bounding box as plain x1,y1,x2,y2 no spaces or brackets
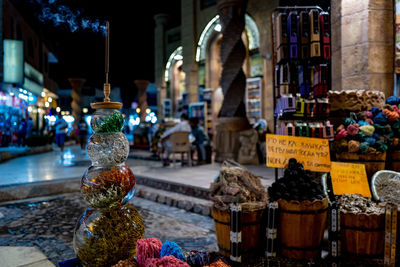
73,108,144,267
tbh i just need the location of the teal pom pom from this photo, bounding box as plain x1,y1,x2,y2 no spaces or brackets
359,142,370,154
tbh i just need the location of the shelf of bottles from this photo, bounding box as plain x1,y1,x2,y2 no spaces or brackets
189,101,208,134
246,77,263,125
272,6,333,140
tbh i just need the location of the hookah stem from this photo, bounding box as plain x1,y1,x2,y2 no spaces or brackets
105,21,110,84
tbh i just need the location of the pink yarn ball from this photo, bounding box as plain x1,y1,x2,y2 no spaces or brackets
137,238,163,266
335,129,348,140
364,111,373,119
346,124,359,136
145,256,189,267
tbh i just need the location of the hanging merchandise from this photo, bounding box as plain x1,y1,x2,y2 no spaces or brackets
320,11,331,60
299,11,310,59
309,9,321,58
275,12,289,63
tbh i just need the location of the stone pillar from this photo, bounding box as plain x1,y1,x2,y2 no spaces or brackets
217,0,248,117
154,14,169,117
68,78,85,122
331,0,394,97
181,0,198,104
134,80,150,122
215,0,250,162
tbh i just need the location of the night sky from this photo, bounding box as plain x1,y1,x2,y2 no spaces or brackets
10,0,181,105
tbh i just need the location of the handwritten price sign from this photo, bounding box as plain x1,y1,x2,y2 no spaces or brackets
330,162,371,197
266,134,331,172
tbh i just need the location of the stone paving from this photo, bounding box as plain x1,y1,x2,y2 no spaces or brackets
0,193,217,265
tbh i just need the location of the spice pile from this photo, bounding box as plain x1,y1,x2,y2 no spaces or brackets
87,132,129,166
374,175,400,206
336,194,384,214
81,165,135,209
209,160,267,211
75,204,145,267
268,158,324,202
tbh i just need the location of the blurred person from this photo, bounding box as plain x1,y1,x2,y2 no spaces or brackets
189,117,209,165
160,113,191,166
54,114,68,158
17,118,27,147
26,117,34,138
77,118,89,152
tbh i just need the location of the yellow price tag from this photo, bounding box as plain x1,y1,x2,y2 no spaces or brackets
330,161,371,197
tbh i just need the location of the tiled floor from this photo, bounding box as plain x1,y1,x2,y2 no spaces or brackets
0,145,275,189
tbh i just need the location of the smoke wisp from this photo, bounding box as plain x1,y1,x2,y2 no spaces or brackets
32,0,106,34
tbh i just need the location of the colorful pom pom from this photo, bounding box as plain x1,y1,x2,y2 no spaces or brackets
344,118,357,127
371,107,381,117
386,96,400,106
160,241,185,262
348,140,360,153
368,147,377,153
136,238,163,266
383,109,400,121
359,142,370,154
373,112,388,125
347,124,359,136
335,129,348,140
364,111,373,119
359,125,375,136
374,140,388,152
357,120,369,126
145,256,189,267
365,137,376,146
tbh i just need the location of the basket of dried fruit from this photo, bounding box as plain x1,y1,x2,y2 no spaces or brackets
210,160,267,260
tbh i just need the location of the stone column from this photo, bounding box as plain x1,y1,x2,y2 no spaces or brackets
217,0,248,117
215,0,250,162
68,78,85,122
181,0,198,105
134,80,150,122
154,14,169,117
331,0,394,97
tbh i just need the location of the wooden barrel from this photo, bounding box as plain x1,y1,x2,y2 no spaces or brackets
215,117,250,162
211,206,265,259
341,212,385,256
278,198,328,259
336,152,386,181
386,150,400,172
